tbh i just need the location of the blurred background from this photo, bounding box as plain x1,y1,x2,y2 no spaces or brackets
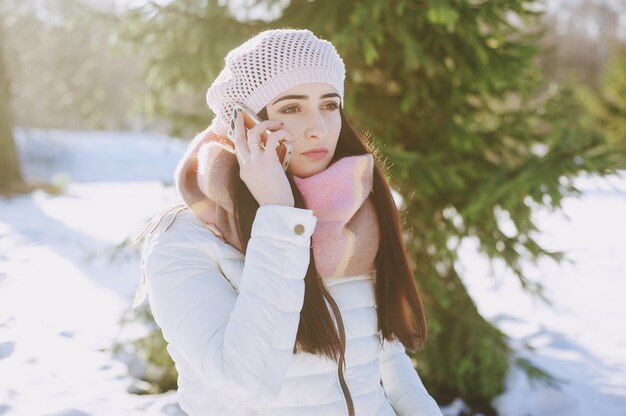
0,0,625,415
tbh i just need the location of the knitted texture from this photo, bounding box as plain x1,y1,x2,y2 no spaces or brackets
206,29,346,137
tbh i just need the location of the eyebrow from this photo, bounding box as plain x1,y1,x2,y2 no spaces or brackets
271,92,341,106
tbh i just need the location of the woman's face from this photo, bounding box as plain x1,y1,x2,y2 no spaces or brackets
265,82,342,178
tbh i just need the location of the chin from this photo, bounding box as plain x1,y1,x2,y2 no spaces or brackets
290,165,327,178
289,155,332,178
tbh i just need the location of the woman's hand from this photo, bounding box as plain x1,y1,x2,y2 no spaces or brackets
231,109,295,207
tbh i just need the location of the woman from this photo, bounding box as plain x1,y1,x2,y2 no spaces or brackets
135,29,443,416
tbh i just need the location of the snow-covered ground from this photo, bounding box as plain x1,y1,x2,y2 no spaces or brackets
1,129,624,415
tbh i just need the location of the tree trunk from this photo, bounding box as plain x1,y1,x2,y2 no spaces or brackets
0,15,24,193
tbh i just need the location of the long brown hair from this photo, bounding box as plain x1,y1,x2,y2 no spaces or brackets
230,106,427,361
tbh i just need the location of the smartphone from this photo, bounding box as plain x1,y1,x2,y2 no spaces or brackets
231,102,292,171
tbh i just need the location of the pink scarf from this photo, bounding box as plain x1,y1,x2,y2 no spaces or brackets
175,128,380,279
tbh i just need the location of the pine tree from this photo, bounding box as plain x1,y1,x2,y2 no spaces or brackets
577,46,626,159
118,0,618,409
0,9,24,194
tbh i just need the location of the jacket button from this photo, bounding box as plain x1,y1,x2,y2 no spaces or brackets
294,224,305,235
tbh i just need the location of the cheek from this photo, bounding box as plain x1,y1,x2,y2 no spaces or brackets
329,116,342,145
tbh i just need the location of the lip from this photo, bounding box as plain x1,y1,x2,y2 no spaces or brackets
302,147,329,160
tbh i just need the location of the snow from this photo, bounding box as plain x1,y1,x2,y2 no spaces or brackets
456,177,626,416
1,128,625,415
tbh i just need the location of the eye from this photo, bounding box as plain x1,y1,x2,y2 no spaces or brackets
324,102,339,110
280,105,300,114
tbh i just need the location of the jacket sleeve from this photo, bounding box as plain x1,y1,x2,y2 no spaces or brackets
142,204,317,406
380,338,443,416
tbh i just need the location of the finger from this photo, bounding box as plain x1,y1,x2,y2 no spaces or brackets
263,132,289,159
265,130,294,147
232,110,250,163
248,120,283,140
246,122,265,156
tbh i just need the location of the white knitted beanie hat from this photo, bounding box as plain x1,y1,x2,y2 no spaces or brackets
206,28,346,137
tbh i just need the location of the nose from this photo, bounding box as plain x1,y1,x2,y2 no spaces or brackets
305,111,327,141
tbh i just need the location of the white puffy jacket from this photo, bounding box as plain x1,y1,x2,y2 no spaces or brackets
142,204,443,416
